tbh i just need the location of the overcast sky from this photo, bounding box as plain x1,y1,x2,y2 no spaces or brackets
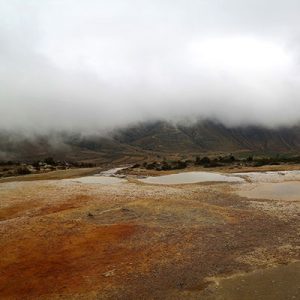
1,0,300,133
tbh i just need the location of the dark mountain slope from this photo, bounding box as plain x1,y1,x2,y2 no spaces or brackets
1,121,300,161
114,121,201,152
114,120,300,153
177,121,300,152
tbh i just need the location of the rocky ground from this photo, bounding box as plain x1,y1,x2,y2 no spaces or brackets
0,169,299,299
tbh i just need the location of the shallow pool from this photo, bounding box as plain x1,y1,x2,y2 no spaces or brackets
139,171,244,185
70,176,126,184
238,181,300,201
200,262,300,300
98,167,128,176
233,170,300,183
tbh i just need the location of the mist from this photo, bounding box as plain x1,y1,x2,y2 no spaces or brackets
1,0,300,134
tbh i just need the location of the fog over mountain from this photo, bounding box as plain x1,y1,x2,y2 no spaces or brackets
1,0,300,133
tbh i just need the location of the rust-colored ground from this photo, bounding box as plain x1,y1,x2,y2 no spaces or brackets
0,175,299,299
1,222,137,298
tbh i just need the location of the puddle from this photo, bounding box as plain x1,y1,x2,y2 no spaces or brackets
238,181,300,201
99,167,128,176
65,167,129,185
139,172,244,185
70,176,126,184
233,170,300,183
201,262,300,300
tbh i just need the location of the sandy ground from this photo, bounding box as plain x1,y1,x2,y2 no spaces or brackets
0,169,299,299
0,167,102,183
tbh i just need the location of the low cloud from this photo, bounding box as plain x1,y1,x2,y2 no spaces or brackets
1,0,300,134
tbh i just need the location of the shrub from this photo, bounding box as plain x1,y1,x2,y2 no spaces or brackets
204,161,222,168
195,156,201,165
44,157,56,165
16,167,31,175
176,160,187,169
145,162,157,170
200,157,211,164
246,155,253,162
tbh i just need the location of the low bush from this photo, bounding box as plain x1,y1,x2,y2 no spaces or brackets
16,167,31,175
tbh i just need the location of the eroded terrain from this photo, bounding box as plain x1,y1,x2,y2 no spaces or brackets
0,169,299,299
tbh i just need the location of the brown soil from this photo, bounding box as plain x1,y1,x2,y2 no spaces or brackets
1,222,137,298
0,167,101,183
0,175,299,299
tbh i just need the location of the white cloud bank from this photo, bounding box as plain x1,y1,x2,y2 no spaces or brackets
1,0,300,133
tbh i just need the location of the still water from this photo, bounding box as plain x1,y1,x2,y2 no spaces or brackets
140,171,244,185
200,262,300,300
238,181,300,201
71,176,126,184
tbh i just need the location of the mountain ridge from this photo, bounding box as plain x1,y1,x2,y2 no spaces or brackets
1,120,300,161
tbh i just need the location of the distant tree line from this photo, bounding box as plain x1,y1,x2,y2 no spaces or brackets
0,157,96,177
133,153,300,171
